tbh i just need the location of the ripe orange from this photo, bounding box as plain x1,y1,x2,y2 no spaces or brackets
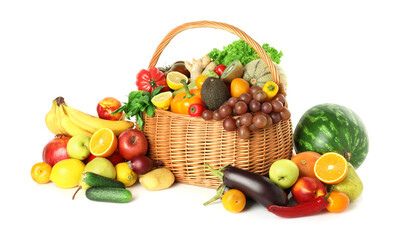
314,152,348,184
230,78,250,98
326,191,350,213
31,162,52,184
291,151,322,178
89,128,118,157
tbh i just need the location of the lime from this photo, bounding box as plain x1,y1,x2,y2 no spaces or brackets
50,159,85,188
115,162,137,187
151,91,173,110
166,71,188,90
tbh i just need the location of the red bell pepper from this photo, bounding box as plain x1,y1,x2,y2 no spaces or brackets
136,67,170,94
214,64,226,77
188,103,206,117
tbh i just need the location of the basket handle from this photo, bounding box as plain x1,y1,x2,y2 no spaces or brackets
148,20,285,95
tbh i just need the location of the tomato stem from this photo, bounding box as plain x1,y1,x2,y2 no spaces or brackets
149,78,157,87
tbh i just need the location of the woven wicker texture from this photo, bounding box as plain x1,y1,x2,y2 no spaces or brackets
143,21,293,188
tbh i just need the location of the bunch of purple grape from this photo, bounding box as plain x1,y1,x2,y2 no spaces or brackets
201,85,291,139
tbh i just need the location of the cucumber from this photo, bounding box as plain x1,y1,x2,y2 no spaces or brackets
83,172,125,188
86,187,132,203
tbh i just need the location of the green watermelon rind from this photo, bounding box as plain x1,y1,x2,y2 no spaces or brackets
294,103,369,169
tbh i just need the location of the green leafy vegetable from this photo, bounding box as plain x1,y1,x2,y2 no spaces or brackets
113,86,164,129
208,39,283,66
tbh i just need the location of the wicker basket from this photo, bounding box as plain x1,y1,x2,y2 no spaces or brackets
142,21,293,188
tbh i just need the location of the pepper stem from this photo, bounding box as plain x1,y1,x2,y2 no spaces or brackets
181,79,193,98
203,184,226,206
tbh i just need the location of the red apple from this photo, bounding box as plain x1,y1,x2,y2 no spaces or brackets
292,177,326,204
42,134,71,166
118,129,148,160
86,153,96,163
97,97,123,121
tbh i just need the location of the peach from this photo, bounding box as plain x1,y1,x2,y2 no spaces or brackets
292,177,326,204
96,97,123,121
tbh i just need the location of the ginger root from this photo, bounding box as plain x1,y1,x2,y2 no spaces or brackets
185,54,217,83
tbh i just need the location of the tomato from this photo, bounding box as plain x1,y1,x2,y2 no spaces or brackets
326,191,350,213
222,189,246,213
136,67,170,94
31,162,52,184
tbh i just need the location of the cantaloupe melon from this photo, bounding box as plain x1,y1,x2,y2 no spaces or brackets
243,59,288,91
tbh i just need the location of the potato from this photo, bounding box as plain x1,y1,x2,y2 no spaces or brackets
139,168,175,191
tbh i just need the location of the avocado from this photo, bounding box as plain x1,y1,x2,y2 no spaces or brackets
201,77,230,110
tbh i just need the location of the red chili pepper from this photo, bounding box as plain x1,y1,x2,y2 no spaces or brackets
267,186,334,218
188,103,206,117
214,64,226,77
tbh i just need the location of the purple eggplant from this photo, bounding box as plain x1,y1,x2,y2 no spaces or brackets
204,165,288,207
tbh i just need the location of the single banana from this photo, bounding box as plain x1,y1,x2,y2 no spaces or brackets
63,99,134,136
59,103,93,137
45,99,61,135
55,99,68,136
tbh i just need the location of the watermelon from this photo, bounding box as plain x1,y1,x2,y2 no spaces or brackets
294,103,368,169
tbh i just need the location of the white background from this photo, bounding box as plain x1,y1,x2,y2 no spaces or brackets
1,0,396,239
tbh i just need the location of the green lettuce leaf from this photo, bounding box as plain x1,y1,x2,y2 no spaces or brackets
208,39,283,66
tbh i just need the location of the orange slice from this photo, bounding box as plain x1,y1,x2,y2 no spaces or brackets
314,152,348,184
89,128,117,157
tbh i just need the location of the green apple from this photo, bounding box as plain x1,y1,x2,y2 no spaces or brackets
269,159,299,189
332,163,363,201
66,135,91,160
80,157,116,190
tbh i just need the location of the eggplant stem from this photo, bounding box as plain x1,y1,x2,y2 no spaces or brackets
203,185,226,206
205,164,223,180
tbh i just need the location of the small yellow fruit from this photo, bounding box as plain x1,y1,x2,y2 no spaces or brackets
31,162,52,184
166,71,188,90
50,159,85,188
151,91,173,110
115,162,137,187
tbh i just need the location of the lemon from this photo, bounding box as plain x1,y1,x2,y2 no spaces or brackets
166,71,188,90
50,159,85,188
151,91,173,110
115,162,137,187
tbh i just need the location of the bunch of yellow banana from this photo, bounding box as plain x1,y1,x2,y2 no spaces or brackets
45,97,134,137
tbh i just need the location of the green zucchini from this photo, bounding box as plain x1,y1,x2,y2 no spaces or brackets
86,187,132,203
83,172,125,188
